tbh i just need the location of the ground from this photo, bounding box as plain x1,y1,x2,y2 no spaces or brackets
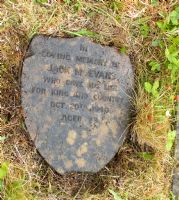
0,1,178,200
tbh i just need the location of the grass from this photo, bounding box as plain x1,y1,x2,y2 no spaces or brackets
0,0,178,199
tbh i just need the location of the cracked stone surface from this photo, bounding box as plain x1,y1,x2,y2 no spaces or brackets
21,35,134,174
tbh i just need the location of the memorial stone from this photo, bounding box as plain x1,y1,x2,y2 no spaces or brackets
21,35,134,173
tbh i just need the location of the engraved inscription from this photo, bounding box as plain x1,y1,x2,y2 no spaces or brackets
51,89,69,97
41,50,71,61
80,44,88,52
47,64,70,74
31,87,46,94
44,76,61,84
66,80,83,87
88,69,115,80
104,83,117,91
76,56,107,67
50,101,66,109
74,68,84,76
60,114,82,123
72,92,88,99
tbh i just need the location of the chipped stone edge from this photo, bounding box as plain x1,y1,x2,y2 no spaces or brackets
172,95,179,199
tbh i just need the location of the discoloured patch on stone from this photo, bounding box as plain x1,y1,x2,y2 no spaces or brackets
94,122,109,145
57,168,65,174
76,143,88,157
76,158,86,168
66,130,77,145
108,121,118,137
64,159,73,169
81,130,88,139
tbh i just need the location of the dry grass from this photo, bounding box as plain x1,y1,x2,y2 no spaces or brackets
0,0,178,199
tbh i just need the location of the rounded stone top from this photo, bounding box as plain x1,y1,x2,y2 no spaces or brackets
21,35,134,174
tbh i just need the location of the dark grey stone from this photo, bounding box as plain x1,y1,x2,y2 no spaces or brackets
21,35,134,174
172,99,179,198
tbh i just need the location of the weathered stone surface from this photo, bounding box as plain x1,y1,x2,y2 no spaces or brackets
172,98,179,198
21,35,134,174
